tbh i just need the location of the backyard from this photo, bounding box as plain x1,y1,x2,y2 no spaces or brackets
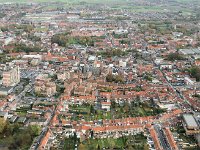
64,133,149,150
66,101,166,121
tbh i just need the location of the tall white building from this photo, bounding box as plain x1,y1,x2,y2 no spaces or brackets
2,66,20,87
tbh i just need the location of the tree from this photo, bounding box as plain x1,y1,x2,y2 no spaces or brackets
0,120,39,150
111,101,116,109
1,26,9,32
28,125,41,137
97,144,100,150
115,75,124,83
4,43,42,54
90,130,94,139
188,66,200,81
90,105,95,114
51,33,96,47
106,74,124,83
124,103,129,113
144,75,152,81
0,118,6,134
106,74,114,82
28,34,41,42
136,95,140,105
166,52,185,61
98,48,128,58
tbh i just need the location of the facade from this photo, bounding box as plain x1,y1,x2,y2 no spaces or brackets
2,66,20,87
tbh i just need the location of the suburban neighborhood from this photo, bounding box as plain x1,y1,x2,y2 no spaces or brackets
0,0,200,150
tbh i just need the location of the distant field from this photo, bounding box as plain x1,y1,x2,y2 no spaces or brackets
0,0,125,4
0,0,198,15
0,0,199,4
176,0,199,2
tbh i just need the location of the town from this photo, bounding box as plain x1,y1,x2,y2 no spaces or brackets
0,0,200,150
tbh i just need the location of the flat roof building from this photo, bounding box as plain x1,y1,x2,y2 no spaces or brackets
179,49,200,55
183,114,199,130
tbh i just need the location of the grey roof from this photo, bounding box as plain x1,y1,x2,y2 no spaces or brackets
17,117,27,123
180,49,200,55
9,116,18,123
183,114,199,128
0,86,13,91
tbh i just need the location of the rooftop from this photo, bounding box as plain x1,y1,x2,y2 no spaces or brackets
183,114,199,129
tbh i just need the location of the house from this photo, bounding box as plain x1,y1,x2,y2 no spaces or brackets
160,63,173,70
101,101,111,111
17,117,27,124
184,77,196,85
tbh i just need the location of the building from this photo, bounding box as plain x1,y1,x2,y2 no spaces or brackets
184,77,196,85
179,48,200,56
0,86,13,96
2,66,20,87
35,74,57,97
101,101,111,111
183,114,200,135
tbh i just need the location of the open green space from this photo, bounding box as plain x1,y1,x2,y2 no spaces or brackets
111,101,166,119
176,0,199,3
51,33,99,47
65,100,166,122
97,48,129,58
64,133,149,150
0,0,198,3
0,0,126,4
67,103,111,121
121,5,166,13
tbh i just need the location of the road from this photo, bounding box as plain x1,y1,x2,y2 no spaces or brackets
154,124,171,150
29,108,55,150
155,63,193,111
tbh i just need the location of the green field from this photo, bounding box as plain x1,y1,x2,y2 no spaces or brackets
0,0,199,3
0,0,197,15
0,0,125,4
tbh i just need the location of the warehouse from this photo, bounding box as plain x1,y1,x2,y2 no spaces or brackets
183,114,199,130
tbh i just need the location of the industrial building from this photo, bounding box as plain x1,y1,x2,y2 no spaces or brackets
183,114,200,135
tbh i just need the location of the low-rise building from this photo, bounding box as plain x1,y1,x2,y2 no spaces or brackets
35,74,56,97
